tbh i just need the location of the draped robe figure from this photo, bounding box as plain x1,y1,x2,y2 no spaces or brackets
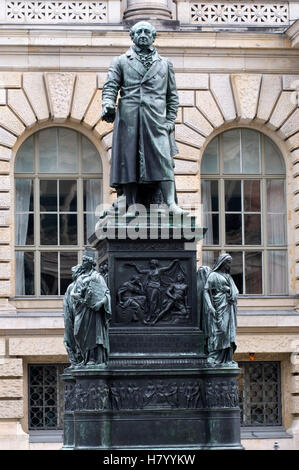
198,253,238,367
70,256,112,366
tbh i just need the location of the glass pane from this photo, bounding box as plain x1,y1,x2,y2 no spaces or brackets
15,179,33,213
268,251,287,294
82,136,102,173
15,214,34,245
59,180,77,212
228,251,243,294
59,214,77,245
245,252,262,294
83,179,102,212
201,250,220,268
40,180,57,212
267,214,286,246
60,252,78,295
84,213,97,244
201,137,219,174
226,214,242,245
15,136,34,173
58,128,78,173
15,251,35,295
41,252,58,295
201,180,218,212
39,128,58,172
15,135,34,173
244,214,261,245
264,136,285,174
267,179,285,213
40,214,58,245
241,129,260,174
244,180,260,212
222,129,241,174
203,214,219,245
225,180,241,211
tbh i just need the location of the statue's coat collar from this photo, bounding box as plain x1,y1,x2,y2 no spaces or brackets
125,47,162,82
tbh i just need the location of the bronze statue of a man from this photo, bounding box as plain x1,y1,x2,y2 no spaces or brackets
101,21,186,215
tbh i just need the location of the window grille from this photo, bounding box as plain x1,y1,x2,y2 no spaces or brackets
238,361,282,427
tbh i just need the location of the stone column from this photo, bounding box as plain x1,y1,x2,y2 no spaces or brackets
123,0,172,22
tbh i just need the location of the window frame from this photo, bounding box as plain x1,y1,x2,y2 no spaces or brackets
201,129,288,296
15,127,103,297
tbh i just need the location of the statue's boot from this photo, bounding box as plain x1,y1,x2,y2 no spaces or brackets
123,183,139,217
160,181,189,215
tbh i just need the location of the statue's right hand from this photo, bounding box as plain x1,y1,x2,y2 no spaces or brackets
101,104,116,123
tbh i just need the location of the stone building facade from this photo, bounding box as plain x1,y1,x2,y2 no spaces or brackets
0,0,298,450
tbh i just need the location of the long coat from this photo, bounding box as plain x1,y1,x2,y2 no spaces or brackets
102,47,179,187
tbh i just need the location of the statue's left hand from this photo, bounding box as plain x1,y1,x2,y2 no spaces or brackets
165,121,175,133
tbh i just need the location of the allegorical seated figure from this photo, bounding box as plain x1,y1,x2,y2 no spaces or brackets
197,253,238,367
101,21,187,216
117,275,147,322
64,251,112,367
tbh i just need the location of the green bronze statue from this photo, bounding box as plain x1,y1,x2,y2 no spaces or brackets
63,253,112,367
101,21,187,215
197,253,238,367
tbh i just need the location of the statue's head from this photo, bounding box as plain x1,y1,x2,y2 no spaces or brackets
82,255,96,270
150,259,159,268
177,273,184,282
213,253,232,273
129,21,156,48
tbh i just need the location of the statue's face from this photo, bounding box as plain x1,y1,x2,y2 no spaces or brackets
222,258,232,273
131,22,155,49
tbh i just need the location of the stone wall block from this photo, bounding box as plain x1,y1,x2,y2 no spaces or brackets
174,159,198,175
0,107,25,136
45,72,76,121
176,142,200,162
0,161,10,174
0,176,10,191
291,395,299,414
0,359,22,377
0,246,11,261
0,127,17,148
291,149,299,165
210,74,236,122
282,75,299,90
0,90,6,105
256,75,282,123
71,73,97,122
94,120,114,138
175,73,209,90
0,147,12,161
0,338,5,356
0,227,10,243
286,133,299,151
101,132,113,151
0,73,21,89
97,73,108,89
23,73,49,122
9,337,66,356
0,281,10,297
7,89,36,128
268,92,297,130
195,91,224,128
175,124,205,148
0,193,10,209
178,90,194,107
279,108,299,139
83,89,102,128
291,375,299,393
175,108,182,124
231,74,262,122
177,192,200,207
0,400,23,418
0,379,23,398
0,263,11,279
183,107,213,137
175,175,199,192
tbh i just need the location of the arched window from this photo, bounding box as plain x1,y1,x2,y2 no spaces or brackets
15,127,103,296
201,128,287,295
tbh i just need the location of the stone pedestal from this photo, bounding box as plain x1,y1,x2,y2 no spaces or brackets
62,214,242,449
